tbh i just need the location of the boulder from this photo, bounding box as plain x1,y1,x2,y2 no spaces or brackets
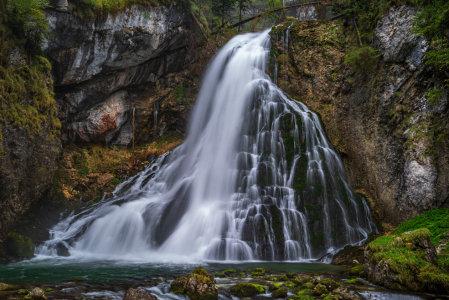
230,283,264,297
24,288,48,300
4,232,34,258
271,287,287,298
312,284,328,296
0,282,14,292
123,288,158,300
170,267,218,300
332,287,357,300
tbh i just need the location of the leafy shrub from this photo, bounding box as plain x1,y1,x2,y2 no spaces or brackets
344,46,381,72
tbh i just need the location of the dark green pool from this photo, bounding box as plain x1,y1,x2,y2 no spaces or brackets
0,257,348,284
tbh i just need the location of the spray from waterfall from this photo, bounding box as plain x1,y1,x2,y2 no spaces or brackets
37,29,375,261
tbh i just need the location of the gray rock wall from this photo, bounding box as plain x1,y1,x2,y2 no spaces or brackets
44,3,190,146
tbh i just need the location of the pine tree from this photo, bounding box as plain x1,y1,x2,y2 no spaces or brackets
211,0,237,26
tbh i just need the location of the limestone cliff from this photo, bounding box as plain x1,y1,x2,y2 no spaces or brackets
271,6,449,229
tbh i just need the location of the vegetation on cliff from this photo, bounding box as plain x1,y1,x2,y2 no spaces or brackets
0,0,60,157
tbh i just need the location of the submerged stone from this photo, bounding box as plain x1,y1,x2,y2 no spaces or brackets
169,267,218,300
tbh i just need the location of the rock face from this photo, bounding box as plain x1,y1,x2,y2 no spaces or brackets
123,288,158,300
0,120,60,240
273,6,449,228
24,288,48,300
44,4,192,147
170,267,218,300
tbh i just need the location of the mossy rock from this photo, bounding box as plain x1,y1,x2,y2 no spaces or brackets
170,267,217,300
230,283,265,297
301,282,314,290
349,265,364,276
222,269,237,275
297,289,313,295
296,296,314,300
345,279,364,285
312,284,328,295
286,272,296,278
267,277,279,281
321,278,340,291
5,232,34,258
215,273,225,278
0,282,14,291
283,281,295,288
323,295,340,300
269,284,281,291
272,287,287,298
279,275,289,281
17,289,29,295
24,288,48,300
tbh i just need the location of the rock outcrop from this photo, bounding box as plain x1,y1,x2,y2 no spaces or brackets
272,5,449,228
44,3,192,147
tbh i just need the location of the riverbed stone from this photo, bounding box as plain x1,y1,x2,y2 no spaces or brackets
123,288,158,300
271,287,287,298
24,288,48,300
170,267,218,300
0,282,14,291
230,283,265,297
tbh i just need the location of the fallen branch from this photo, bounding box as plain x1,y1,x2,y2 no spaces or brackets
211,1,334,35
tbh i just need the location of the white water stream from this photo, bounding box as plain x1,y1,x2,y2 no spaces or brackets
37,29,375,262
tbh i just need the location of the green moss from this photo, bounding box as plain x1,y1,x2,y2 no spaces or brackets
283,281,295,288
272,287,287,298
345,279,364,285
267,277,279,281
231,283,265,297
301,283,314,290
279,275,288,281
223,269,237,275
349,265,364,275
0,284,14,291
417,264,449,292
17,289,29,295
312,284,328,295
297,289,313,295
394,208,449,245
269,284,281,291
296,296,314,300
44,288,53,292
6,232,34,258
321,278,340,290
170,267,217,300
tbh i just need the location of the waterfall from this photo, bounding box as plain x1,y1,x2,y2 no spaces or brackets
37,29,375,261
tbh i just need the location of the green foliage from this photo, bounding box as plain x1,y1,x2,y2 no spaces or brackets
211,0,237,25
411,0,449,74
349,265,364,275
344,46,381,72
297,289,313,295
17,289,29,295
394,208,449,245
345,279,364,285
174,82,186,103
427,89,444,105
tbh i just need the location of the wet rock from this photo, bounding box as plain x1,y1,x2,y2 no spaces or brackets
24,288,48,300
123,288,158,300
331,245,365,266
321,278,340,291
332,287,357,300
54,241,70,257
0,282,14,291
348,265,364,276
312,283,328,295
170,267,218,300
4,232,34,258
230,283,264,297
271,287,287,298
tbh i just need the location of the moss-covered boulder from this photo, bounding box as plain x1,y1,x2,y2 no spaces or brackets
268,284,281,292
345,279,364,285
5,232,34,258
230,283,264,297
296,289,313,295
364,228,449,293
312,283,328,296
321,278,340,291
271,287,287,298
0,282,14,292
301,282,314,290
24,288,48,300
332,287,357,300
349,265,364,276
170,267,217,300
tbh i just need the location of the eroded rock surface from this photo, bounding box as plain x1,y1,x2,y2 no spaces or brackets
170,267,218,300
123,288,158,300
272,6,449,228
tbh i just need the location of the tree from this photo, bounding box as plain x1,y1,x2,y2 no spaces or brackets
211,0,237,27
236,0,252,32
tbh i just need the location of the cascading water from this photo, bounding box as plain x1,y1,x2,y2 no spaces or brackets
37,29,375,261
